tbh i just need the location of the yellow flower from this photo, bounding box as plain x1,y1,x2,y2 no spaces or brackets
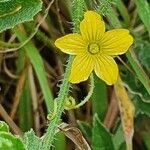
55,11,133,85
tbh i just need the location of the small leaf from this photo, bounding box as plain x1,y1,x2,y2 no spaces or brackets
0,0,42,32
137,41,150,75
92,114,115,150
113,125,125,150
0,122,25,149
92,74,108,120
120,64,150,103
142,132,150,149
77,121,92,141
120,64,150,116
133,96,150,117
23,129,40,150
53,133,66,150
0,121,9,132
0,132,26,150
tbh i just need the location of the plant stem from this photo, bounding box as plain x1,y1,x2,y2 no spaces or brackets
39,55,74,150
73,73,94,109
0,41,20,48
40,0,86,148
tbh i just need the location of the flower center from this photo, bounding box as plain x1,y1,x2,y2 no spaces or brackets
88,43,100,54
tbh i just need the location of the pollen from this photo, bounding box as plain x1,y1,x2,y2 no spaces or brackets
88,43,100,54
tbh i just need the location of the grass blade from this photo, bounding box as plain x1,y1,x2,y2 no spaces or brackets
14,26,53,113
135,0,150,34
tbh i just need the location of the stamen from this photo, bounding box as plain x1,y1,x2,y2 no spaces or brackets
88,43,100,54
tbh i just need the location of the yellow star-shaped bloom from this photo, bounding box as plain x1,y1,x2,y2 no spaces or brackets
55,11,133,85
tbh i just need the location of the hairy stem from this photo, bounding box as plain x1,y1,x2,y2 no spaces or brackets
39,56,74,150
73,74,94,109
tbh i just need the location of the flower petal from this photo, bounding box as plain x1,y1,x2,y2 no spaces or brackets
101,29,133,55
80,11,105,41
94,54,118,85
69,53,94,83
55,33,86,55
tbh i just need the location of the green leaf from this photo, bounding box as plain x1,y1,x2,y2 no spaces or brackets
92,114,115,150
0,121,9,132
136,41,150,74
0,132,26,150
120,65,150,102
92,75,108,120
18,79,33,132
53,133,66,150
120,65,150,116
24,129,40,150
16,42,33,132
142,132,150,149
135,0,150,33
116,0,130,27
126,50,150,97
133,96,150,117
77,120,92,141
14,27,53,113
0,0,42,32
112,124,125,150
0,121,25,150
